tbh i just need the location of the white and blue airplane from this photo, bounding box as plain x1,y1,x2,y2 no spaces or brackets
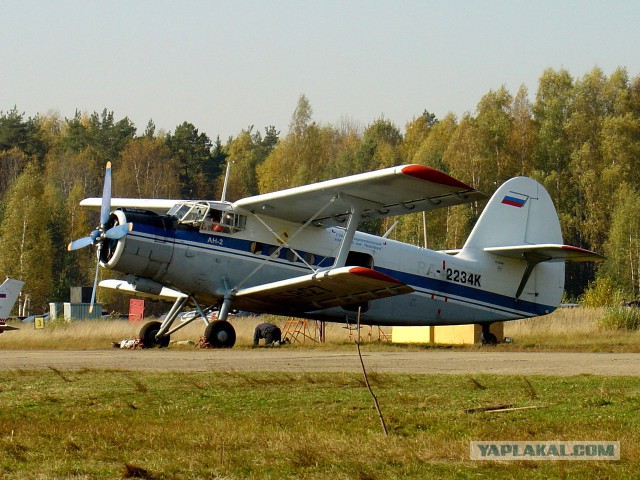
0,277,25,333
70,163,602,347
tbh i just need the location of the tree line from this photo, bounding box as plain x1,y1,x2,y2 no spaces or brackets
1,66,639,313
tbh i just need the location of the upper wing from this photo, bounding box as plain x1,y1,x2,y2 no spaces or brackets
233,164,484,227
233,266,413,314
484,244,604,262
79,198,180,214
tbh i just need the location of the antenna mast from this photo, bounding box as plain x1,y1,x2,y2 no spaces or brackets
221,161,233,202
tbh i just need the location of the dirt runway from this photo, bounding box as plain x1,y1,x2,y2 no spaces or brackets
2,349,640,376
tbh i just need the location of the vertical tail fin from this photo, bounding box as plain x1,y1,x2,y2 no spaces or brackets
461,176,562,254
459,177,601,311
0,278,25,320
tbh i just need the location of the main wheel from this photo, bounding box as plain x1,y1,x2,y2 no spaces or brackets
204,320,236,348
139,321,170,348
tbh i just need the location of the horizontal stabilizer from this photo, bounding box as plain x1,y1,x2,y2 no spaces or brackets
486,244,604,300
235,267,413,313
99,279,188,301
0,323,19,332
484,244,604,262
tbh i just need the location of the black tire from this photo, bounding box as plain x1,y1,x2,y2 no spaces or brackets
204,320,236,349
139,321,170,348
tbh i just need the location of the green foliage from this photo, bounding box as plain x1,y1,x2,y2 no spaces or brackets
219,126,276,200
0,162,53,310
60,109,135,160
579,276,625,307
0,147,28,205
602,184,640,295
166,121,219,198
258,95,339,192
2,66,640,308
114,137,180,198
598,306,640,330
0,107,46,160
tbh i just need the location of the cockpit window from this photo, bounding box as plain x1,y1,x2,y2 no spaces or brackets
202,208,246,234
168,202,209,226
169,201,245,234
168,203,192,219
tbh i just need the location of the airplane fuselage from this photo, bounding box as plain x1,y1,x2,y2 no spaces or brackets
102,205,562,327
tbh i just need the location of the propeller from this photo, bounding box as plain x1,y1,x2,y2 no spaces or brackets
67,162,133,312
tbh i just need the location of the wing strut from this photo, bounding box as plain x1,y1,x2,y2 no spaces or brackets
333,194,372,268
155,295,190,339
233,196,338,292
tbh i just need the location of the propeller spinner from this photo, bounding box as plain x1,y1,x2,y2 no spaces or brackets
67,162,132,312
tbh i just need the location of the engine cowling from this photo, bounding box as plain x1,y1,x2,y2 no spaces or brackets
100,209,176,281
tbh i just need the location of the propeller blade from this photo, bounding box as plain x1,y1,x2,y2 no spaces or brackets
104,222,132,240
67,236,94,252
100,162,112,228
88,247,101,314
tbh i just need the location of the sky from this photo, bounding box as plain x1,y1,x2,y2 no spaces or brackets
2,0,639,141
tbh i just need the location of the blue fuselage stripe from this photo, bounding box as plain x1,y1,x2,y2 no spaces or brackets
132,225,552,317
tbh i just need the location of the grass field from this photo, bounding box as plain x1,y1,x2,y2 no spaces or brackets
1,308,639,479
1,370,638,479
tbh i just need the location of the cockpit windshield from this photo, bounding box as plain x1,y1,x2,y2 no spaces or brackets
168,201,246,234
168,202,209,226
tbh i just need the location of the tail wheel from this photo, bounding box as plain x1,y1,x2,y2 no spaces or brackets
204,320,236,349
140,321,170,348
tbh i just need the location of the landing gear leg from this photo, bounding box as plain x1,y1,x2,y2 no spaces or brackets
139,295,189,348
480,323,498,345
217,294,233,323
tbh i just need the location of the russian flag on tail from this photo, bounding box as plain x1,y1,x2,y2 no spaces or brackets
501,192,528,208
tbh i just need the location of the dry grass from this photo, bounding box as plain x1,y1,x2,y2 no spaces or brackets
0,315,389,350
2,307,639,352
504,307,605,336
503,307,640,352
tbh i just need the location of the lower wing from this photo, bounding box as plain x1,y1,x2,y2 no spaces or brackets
234,266,413,314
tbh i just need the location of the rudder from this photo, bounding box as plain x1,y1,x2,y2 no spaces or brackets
461,177,563,255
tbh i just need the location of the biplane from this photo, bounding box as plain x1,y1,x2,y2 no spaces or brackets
70,163,602,347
